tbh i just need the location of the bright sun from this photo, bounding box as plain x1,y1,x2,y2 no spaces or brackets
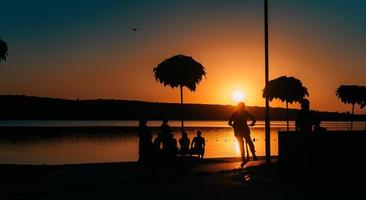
232,90,246,103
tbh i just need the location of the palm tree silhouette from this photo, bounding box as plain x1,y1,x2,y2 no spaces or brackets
153,54,206,133
263,76,308,131
336,85,366,130
0,38,8,63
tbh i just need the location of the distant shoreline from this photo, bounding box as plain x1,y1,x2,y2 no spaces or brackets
0,95,365,121
0,121,364,135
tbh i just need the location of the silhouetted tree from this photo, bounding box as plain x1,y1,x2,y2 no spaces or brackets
153,54,206,133
336,85,366,130
263,76,308,131
0,38,8,62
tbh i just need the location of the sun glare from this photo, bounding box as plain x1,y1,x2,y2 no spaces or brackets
232,90,246,103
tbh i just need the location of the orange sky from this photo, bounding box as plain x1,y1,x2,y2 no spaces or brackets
0,1,365,114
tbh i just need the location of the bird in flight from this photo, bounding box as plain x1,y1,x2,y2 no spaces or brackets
130,26,139,32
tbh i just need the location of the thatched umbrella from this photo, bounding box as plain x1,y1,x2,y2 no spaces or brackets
153,54,206,133
263,76,309,131
0,38,8,63
336,85,366,130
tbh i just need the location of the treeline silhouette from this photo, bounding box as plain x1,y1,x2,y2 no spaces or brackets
0,95,364,121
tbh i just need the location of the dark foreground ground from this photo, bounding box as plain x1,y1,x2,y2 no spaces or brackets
0,157,364,200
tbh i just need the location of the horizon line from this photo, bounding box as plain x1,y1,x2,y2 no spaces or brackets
0,94,363,115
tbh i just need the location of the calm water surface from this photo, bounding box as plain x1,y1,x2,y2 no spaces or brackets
0,120,364,164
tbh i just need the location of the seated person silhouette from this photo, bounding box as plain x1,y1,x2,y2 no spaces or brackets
179,132,190,156
165,133,178,159
190,130,205,159
153,118,172,155
296,99,320,133
153,132,165,160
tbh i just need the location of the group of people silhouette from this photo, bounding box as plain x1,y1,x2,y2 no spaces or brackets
139,98,323,166
138,118,205,163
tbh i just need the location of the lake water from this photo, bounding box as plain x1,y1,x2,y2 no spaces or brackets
0,120,364,165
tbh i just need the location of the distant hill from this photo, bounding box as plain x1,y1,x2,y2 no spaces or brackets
0,95,364,121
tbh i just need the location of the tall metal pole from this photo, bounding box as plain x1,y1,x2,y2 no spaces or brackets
264,0,271,164
180,85,184,134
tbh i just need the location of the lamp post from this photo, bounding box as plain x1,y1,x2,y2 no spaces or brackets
264,0,271,164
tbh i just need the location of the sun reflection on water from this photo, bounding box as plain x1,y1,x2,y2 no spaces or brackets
0,126,282,164
233,138,241,155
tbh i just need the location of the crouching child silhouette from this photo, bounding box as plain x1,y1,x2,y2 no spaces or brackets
190,130,205,159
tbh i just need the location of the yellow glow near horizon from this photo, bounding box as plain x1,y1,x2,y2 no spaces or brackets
232,90,246,103
234,138,241,155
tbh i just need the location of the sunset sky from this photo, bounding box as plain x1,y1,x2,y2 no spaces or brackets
1,0,365,114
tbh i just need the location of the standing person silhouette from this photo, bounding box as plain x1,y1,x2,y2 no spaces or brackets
138,117,153,163
190,130,205,159
160,118,172,136
154,118,172,152
228,102,257,166
296,99,320,133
